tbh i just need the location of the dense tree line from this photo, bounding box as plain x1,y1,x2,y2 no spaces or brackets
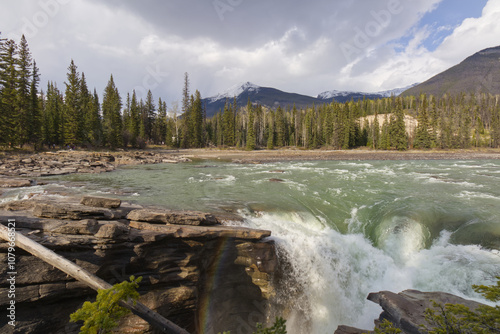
206,92,500,150
1,33,499,151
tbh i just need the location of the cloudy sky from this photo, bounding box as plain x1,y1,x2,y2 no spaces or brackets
1,0,499,107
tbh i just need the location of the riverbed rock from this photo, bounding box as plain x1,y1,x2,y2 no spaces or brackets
127,208,219,226
80,195,122,208
0,177,32,188
334,290,486,334
0,197,276,334
33,202,121,220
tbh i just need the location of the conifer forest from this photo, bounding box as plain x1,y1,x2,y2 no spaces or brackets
1,34,500,151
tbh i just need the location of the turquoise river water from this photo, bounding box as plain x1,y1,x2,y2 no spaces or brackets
3,159,500,333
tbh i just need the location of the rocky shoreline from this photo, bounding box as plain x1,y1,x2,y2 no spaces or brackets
0,195,276,334
0,150,191,179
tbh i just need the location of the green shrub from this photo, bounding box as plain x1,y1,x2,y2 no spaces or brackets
70,276,142,334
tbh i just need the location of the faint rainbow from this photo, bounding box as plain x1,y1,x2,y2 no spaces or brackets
198,236,234,333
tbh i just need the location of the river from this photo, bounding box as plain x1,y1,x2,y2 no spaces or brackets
3,159,500,333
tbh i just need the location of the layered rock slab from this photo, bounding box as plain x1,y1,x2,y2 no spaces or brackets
0,196,276,334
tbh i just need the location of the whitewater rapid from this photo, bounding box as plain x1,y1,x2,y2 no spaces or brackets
3,159,500,333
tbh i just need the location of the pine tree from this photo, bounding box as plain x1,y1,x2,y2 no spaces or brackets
222,99,235,146
390,98,408,150
128,91,140,147
0,39,18,146
143,90,155,141
414,94,432,149
267,110,274,150
372,112,380,149
42,82,63,147
154,97,167,145
181,72,191,148
102,74,122,149
275,106,286,147
28,61,41,148
246,99,256,150
89,88,102,146
63,60,82,146
190,90,203,148
17,35,33,146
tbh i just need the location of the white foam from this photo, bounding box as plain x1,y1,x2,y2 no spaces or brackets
241,210,500,333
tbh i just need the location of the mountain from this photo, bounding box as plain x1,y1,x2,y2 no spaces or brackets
402,45,500,97
202,82,416,117
202,82,321,117
317,83,418,101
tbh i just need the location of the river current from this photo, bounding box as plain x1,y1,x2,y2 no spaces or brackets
4,159,500,333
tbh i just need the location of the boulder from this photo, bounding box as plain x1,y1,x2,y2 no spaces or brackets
334,290,486,334
80,196,121,208
33,202,120,220
51,219,100,235
0,177,32,188
368,290,484,334
127,208,219,226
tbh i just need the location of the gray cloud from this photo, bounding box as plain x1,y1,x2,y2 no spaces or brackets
1,0,497,107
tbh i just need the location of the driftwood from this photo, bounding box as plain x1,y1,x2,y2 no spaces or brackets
0,223,190,334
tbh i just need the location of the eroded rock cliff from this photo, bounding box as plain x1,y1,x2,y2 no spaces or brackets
0,196,277,334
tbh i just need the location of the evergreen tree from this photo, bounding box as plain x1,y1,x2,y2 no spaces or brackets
143,90,155,141
190,90,203,147
181,72,191,148
372,112,380,149
128,91,140,146
275,106,286,147
246,99,256,150
88,88,102,146
154,97,167,144
390,99,408,150
28,61,41,148
222,99,235,146
102,74,122,149
267,110,274,150
42,82,64,147
414,94,432,149
17,35,33,146
63,60,82,146
0,39,18,146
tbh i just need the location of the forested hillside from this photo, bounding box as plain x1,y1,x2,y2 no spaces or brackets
1,34,499,151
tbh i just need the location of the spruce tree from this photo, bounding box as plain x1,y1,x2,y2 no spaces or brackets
102,74,122,149
390,98,408,150
129,91,140,146
246,99,256,150
28,61,41,148
414,94,432,149
0,39,18,146
42,82,62,146
372,112,380,149
222,99,235,146
17,35,33,146
190,90,203,147
267,111,274,150
143,90,155,141
63,60,82,146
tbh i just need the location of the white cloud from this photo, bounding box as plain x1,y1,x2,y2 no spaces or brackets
1,0,497,106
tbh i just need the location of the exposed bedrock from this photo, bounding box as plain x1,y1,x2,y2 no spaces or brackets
335,290,487,334
0,196,277,334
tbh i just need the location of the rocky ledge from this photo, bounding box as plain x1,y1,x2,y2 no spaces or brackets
0,196,277,334
335,290,487,334
0,150,191,178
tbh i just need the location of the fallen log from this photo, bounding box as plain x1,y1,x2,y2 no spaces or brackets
0,223,190,334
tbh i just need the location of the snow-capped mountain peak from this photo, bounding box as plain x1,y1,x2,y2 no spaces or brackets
209,82,260,103
317,83,419,100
